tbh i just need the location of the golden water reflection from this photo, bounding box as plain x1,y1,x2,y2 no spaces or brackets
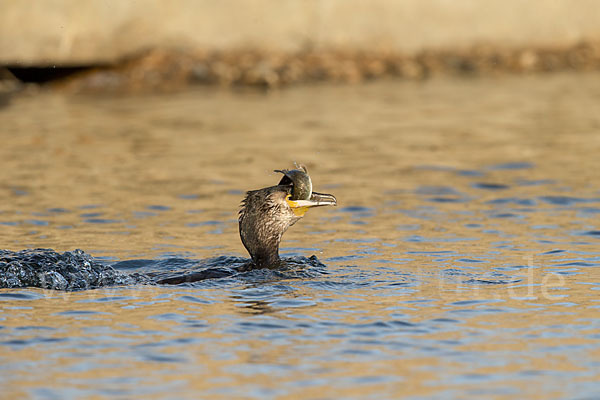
1,73,600,398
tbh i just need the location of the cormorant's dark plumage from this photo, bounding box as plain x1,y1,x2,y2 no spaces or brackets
239,166,336,269
157,166,336,283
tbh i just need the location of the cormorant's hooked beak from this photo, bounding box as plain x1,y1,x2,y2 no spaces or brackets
286,192,337,217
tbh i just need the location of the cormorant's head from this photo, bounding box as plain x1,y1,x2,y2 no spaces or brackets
239,165,337,268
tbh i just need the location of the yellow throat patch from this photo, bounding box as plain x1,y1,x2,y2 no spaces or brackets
286,195,310,217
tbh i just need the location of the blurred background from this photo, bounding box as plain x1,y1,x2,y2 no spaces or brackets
2,2,600,399
1,0,600,91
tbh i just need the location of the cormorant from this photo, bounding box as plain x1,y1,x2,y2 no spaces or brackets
239,165,337,268
156,165,336,284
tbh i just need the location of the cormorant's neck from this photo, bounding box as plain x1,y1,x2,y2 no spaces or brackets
239,186,295,270
250,246,281,269
243,221,284,269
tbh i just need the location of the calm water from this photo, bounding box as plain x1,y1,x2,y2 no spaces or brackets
1,73,600,399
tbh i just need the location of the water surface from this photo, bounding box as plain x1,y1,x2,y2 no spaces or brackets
1,73,600,399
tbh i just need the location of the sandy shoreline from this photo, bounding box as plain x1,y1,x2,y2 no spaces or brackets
2,41,600,93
